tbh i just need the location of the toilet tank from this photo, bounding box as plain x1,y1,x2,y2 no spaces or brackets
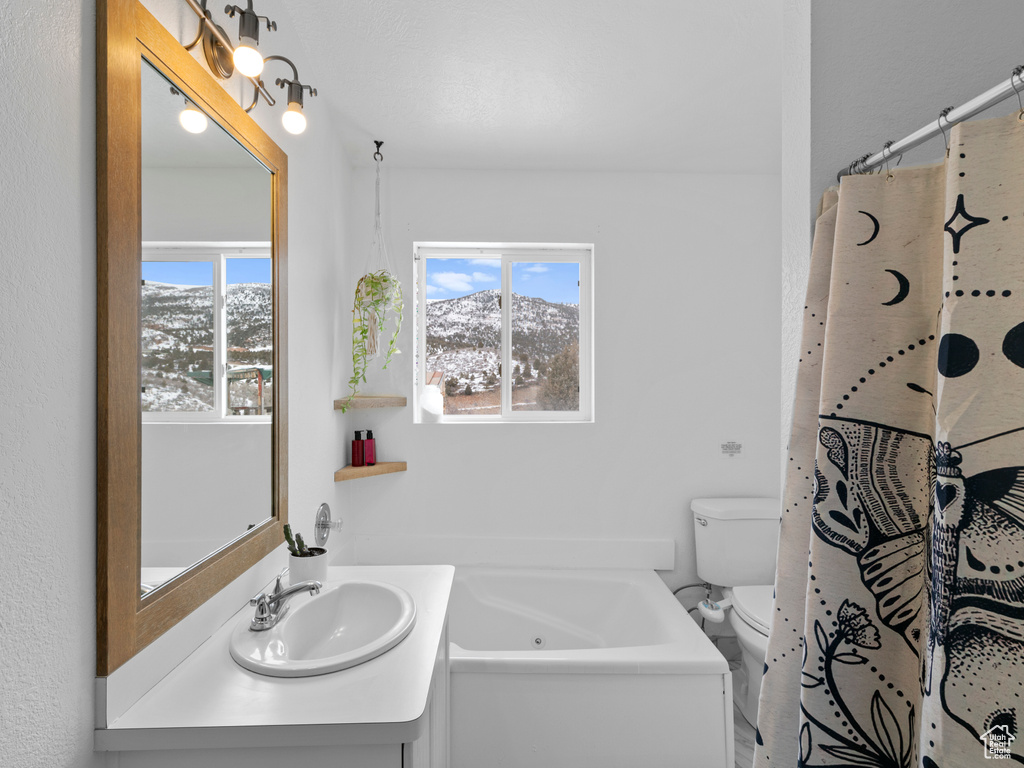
692,497,780,587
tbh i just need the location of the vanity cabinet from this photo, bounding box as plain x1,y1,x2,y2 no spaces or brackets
97,566,453,768
113,649,448,768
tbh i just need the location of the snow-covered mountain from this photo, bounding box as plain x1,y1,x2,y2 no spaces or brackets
425,289,578,389
140,281,272,351
140,281,272,411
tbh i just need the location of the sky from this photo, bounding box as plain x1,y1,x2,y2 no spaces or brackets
141,258,271,285
425,258,579,304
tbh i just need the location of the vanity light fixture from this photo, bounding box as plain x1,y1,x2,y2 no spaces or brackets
170,86,208,133
263,55,318,135
225,1,277,78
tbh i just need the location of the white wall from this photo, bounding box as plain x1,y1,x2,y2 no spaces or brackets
0,1,352,766
142,167,271,242
141,423,271,566
340,168,782,586
0,2,103,765
782,1,1024,441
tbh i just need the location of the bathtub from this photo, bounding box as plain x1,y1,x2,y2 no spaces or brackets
448,568,734,768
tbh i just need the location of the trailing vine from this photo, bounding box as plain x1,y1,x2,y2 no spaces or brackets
348,269,403,405
342,142,404,412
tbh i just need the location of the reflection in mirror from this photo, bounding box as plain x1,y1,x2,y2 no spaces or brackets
140,58,273,597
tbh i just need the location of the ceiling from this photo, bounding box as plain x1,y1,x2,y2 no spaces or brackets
283,0,782,173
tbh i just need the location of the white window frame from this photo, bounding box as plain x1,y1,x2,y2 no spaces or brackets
141,242,272,423
414,242,594,423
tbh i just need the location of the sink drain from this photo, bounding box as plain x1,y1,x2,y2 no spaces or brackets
530,635,546,649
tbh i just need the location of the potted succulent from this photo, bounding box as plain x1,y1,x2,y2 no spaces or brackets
284,523,327,587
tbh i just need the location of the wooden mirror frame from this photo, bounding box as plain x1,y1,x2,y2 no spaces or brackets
96,0,288,676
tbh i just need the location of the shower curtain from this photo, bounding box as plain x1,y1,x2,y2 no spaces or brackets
756,111,1024,767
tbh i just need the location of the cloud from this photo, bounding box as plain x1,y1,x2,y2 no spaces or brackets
431,272,474,292
525,264,549,273
472,271,497,283
469,259,500,268
425,284,440,295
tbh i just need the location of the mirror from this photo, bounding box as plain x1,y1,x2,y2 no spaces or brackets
97,0,288,675
139,60,273,596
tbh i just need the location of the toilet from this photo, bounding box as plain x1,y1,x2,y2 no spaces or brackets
691,497,780,728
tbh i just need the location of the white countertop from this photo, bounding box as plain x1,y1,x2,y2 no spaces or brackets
96,565,454,751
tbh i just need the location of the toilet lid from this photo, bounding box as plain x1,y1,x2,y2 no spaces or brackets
732,585,774,635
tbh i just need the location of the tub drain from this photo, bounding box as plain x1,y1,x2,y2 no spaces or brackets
530,635,546,649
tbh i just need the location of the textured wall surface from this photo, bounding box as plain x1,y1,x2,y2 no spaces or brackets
342,168,782,588
0,0,109,766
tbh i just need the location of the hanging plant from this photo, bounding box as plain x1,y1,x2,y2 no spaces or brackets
350,270,403,396
343,141,403,412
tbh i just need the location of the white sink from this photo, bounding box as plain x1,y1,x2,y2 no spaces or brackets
229,580,417,677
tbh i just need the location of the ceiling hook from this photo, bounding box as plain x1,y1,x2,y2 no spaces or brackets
373,140,383,162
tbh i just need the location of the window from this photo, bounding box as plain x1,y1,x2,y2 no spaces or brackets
414,243,593,422
141,244,272,420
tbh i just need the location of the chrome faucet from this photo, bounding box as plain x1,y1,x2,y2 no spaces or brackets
249,568,322,631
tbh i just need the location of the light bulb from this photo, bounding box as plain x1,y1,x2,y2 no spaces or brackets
281,103,307,135
233,41,264,77
179,106,208,134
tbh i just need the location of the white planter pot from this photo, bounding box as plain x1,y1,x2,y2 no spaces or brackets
289,548,328,587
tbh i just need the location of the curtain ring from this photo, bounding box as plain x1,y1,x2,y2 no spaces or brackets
838,153,870,183
937,106,955,157
1011,66,1024,121
882,140,902,182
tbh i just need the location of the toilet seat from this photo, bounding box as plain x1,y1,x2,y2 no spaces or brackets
731,584,774,635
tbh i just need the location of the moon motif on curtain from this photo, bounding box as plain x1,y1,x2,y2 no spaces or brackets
757,111,1024,767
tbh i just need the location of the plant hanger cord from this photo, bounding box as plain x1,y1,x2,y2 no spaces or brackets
366,154,393,276
360,156,390,358
346,141,404,408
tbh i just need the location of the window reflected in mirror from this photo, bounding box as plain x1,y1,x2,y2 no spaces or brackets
141,260,215,413
139,58,274,597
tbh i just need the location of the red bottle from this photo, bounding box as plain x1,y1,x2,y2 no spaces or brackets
364,430,376,466
351,430,365,467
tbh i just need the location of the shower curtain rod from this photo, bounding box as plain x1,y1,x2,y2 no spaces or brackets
837,67,1024,182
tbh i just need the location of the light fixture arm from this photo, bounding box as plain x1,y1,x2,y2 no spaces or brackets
263,54,299,82
183,0,209,51
263,55,318,108
243,81,263,113
180,0,275,106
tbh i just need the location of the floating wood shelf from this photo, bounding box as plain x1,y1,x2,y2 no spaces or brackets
334,461,408,482
334,395,408,410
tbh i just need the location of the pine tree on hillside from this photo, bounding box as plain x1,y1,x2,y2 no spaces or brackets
539,343,579,411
